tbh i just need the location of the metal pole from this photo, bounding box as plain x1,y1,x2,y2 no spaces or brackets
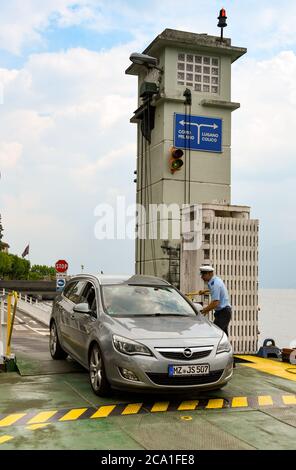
7,292,17,354
6,293,12,356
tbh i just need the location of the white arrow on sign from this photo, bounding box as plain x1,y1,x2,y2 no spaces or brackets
179,120,218,144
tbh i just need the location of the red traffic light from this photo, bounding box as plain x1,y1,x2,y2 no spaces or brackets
169,146,184,174
220,8,226,17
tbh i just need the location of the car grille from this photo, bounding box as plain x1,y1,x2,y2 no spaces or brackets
158,350,212,360
146,369,224,386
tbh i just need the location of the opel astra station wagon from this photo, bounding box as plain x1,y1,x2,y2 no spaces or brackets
49,274,233,396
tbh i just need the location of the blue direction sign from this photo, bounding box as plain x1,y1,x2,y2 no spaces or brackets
174,113,222,153
56,278,66,292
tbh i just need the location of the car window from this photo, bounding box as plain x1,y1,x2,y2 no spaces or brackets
81,282,97,316
63,281,77,299
67,281,87,304
102,285,196,317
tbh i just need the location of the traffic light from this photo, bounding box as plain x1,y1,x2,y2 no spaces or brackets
217,8,227,28
168,146,184,174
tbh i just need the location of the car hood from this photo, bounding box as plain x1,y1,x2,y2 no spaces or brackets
111,314,222,342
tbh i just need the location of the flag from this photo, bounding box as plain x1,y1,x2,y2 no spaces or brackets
22,244,29,258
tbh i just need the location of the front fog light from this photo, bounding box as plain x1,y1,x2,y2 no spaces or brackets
120,368,140,382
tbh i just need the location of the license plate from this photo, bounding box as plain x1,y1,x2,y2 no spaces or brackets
168,364,210,377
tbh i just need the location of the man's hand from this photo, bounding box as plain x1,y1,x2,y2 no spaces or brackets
201,300,220,315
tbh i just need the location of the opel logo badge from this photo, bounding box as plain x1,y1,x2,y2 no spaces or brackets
183,348,193,358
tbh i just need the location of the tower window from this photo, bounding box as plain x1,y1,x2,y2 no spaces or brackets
177,53,220,93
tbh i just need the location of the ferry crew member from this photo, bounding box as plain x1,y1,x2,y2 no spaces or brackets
199,265,232,336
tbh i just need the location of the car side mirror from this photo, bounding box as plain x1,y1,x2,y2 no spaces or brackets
73,303,91,315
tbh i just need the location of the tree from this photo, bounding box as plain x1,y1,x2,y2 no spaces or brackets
9,254,30,279
29,265,56,280
0,252,12,278
0,248,55,280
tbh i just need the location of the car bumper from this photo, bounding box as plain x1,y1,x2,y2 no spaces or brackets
104,348,233,391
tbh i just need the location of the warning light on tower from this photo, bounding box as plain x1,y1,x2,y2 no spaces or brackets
217,8,227,41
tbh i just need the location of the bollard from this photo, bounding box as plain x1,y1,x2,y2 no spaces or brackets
257,338,281,359
5,291,18,358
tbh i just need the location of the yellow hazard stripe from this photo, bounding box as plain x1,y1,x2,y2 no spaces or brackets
237,355,296,382
26,423,50,430
178,400,199,411
258,395,273,406
122,403,143,415
0,435,14,444
59,408,88,422
282,395,296,405
232,397,248,408
27,410,58,425
206,399,224,409
2,391,296,432
0,413,27,427
151,402,169,413
91,405,116,419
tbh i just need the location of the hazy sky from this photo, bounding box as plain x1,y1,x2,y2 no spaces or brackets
0,0,295,287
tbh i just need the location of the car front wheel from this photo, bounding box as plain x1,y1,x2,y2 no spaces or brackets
89,344,110,396
49,321,68,360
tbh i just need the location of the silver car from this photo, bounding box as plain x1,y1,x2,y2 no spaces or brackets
49,274,233,396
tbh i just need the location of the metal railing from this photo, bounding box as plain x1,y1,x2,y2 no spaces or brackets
1,288,51,313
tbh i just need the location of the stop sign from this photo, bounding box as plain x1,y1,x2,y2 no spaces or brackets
55,259,68,273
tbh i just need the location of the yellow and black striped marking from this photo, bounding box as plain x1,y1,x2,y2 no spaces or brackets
237,355,296,382
1,393,296,438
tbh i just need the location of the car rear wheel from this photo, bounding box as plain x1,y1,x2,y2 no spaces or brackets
49,321,68,360
89,344,110,396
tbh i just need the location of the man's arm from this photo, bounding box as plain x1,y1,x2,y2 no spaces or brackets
201,282,221,314
201,300,220,315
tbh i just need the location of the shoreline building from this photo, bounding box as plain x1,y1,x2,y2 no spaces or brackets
0,242,10,254
126,28,259,353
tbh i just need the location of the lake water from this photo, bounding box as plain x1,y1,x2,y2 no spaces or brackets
259,289,296,349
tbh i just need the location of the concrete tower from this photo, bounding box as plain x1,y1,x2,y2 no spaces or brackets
126,29,246,277
126,28,259,353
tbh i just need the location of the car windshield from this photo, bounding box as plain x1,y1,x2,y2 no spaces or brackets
102,284,196,317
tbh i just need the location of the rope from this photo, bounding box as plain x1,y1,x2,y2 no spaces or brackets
188,102,192,203
184,102,188,204
139,131,145,274
147,101,157,276
143,108,157,277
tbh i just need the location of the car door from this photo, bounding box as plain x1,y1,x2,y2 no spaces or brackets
70,281,98,367
62,280,87,358
56,280,78,351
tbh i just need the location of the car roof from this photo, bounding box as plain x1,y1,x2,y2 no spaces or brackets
71,273,171,286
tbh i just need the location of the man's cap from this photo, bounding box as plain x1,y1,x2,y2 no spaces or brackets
199,265,214,273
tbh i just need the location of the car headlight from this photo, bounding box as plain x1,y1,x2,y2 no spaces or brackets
216,333,232,354
113,335,152,356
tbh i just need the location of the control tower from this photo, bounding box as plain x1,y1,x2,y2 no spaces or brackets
126,27,259,353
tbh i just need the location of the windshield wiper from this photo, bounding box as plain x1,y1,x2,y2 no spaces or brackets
115,313,193,317
151,313,191,317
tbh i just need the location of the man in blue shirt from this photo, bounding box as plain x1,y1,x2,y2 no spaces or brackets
199,265,232,336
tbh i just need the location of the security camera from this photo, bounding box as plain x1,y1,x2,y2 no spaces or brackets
129,53,161,69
